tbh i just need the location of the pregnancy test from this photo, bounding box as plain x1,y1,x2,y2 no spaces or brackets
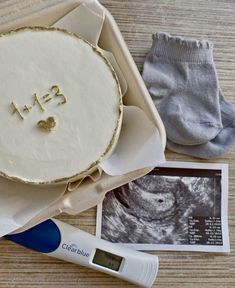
5,218,158,287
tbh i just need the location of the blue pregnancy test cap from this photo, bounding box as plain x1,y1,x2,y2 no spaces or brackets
5,219,61,253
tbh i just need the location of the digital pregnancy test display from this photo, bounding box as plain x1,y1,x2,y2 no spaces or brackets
92,249,123,271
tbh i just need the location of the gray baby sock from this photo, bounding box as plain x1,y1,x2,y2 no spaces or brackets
142,32,222,145
167,91,235,159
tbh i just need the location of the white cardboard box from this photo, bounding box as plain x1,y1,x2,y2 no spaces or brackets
0,0,166,232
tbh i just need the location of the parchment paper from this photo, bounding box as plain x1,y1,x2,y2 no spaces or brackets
0,178,66,237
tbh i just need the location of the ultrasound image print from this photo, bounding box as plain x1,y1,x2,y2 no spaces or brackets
101,167,222,245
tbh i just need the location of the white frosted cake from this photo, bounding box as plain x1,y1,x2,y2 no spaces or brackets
0,27,122,184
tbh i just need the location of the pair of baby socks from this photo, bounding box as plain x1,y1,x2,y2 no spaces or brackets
142,32,235,159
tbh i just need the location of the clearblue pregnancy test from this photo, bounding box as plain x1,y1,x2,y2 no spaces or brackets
5,218,158,287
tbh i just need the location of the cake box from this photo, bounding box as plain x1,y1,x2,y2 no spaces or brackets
0,0,166,233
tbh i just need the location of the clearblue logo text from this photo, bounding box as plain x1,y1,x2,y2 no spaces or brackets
61,243,90,257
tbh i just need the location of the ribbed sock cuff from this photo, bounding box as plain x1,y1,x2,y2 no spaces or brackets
150,32,214,63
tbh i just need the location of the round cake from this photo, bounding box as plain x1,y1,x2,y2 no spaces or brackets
0,27,122,184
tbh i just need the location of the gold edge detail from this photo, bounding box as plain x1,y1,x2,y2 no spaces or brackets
0,26,123,185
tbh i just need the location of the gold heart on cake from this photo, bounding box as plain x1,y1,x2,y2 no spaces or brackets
37,116,56,132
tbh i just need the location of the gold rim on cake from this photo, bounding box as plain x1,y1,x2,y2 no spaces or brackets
0,26,123,185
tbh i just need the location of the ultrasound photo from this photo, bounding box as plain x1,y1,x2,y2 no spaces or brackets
97,162,229,252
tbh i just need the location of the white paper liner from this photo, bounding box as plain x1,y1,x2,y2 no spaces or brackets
100,106,165,175
0,1,165,236
54,3,104,47
0,178,66,237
